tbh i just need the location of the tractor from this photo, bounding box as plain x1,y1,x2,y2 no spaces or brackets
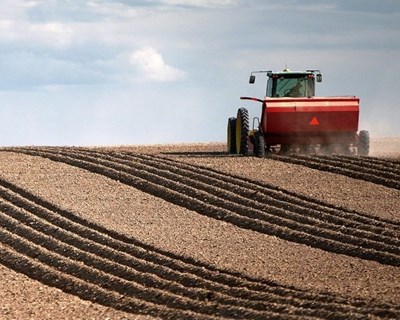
227,68,370,156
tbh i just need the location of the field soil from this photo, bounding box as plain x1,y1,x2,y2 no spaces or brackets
0,137,399,319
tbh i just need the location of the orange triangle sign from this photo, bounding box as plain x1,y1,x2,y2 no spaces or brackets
309,116,320,126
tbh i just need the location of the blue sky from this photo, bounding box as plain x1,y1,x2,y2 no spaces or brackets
0,0,399,146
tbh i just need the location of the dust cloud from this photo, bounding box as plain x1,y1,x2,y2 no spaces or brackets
370,137,400,158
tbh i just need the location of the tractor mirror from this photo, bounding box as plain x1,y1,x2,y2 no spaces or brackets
316,74,322,82
249,75,256,84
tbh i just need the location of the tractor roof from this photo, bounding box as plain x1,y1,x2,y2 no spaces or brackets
269,69,316,77
248,69,321,84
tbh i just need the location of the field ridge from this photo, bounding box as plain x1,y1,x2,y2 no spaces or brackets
0,146,399,319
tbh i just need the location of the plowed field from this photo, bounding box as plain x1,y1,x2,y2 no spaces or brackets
0,137,399,319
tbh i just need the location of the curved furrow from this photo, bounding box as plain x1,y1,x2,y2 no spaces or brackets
13,147,400,267
2,148,400,318
272,154,400,190
0,226,247,320
0,185,347,318
300,155,400,181
136,152,400,232
0,180,329,306
317,155,400,177
340,156,400,167
148,153,400,231
109,150,400,239
327,156,400,173
0,173,362,309
1,175,390,318
0,245,210,320
79,149,400,252
0,203,292,320
0,217,389,320
75,149,400,252
285,154,400,186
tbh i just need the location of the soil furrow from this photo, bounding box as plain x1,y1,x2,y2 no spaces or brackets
0,179,312,301
0,200,250,305
2,231,398,320
0,172,352,306
13,148,400,266
2,187,391,318
1,147,399,318
102,150,400,240
159,155,400,229
326,156,400,174
67,149,400,256
2,174,386,317
306,155,400,180
0,231,226,320
272,154,400,190
140,152,400,232
2,190,353,318
0,211,287,320
78,149,400,252
3,199,378,319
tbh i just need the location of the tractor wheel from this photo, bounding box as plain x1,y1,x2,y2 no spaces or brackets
236,108,249,155
227,117,237,154
253,131,265,157
358,130,370,156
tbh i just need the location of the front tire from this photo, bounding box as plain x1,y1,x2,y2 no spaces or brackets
253,131,265,157
236,108,249,155
227,117,237,154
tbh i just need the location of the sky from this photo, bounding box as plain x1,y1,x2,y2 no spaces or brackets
0,0,399,146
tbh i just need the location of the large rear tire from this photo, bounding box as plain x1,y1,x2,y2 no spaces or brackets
236,108,249,155
358,130,370,156
227,117,237,154
253,131,265,157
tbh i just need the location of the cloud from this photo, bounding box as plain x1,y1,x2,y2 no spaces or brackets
87,1,140,18
0,51,113,90
334,0,400,14
129,47,186,82
0,19,76,49
31,22,76,48
161,0,237,8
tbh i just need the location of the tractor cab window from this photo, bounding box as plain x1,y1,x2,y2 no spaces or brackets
272,75,314,97
266,78,273,97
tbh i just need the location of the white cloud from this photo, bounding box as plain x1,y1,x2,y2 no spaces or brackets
129,47,186,82
87,1,140,18
162,0,237,7
30,22,76,48
0,1,35,19
0,18,76,49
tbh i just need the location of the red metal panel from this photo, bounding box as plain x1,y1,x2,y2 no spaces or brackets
262,97,360,135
